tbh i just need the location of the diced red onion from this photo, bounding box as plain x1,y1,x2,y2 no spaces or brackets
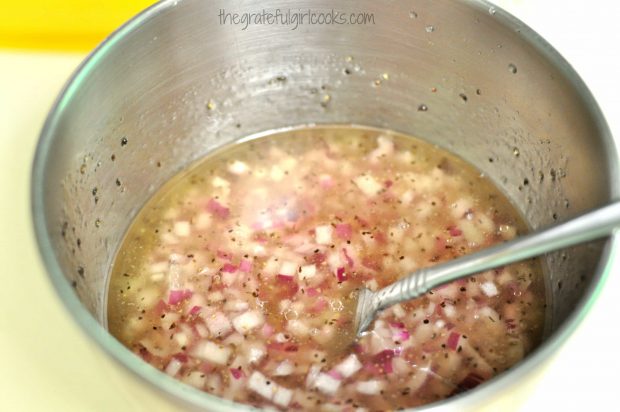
336,267,347,282
361,256,381,271
239,259,253,273
372,349,396,374
448,226,463,236
310,297,328,313
306,287,319,297
155,299,169,314
168,289,193,305
310,252,326,265
447,331,461,350
335,223,353,240
217,250,232,260
455,373,485,393
394,330,410,342
327,369,343,380
230,367,245,380
260,323,274,338
206,311,232,337
221,263,238,273
276,274,295,282
206,198,230,219
189,305,202,316
173,353,188,363
267,342,299,352
342,248,354,268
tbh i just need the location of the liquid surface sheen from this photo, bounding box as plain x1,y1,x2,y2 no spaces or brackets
108,127,545,411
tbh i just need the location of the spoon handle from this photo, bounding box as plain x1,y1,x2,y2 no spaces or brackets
373,201,620,311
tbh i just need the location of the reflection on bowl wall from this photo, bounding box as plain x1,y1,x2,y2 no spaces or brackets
32,0,618,410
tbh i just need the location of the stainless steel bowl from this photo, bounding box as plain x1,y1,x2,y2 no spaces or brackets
31,0,618,410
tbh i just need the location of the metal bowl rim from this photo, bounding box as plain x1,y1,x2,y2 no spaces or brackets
30,0,619,410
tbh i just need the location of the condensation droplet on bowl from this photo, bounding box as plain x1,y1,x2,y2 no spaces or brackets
206,100,216,110
409,10,418,19
95,219,102,228
373,79,382,87
345,55,353,62
425,25,435,33
489,6,497,15
381,73,389,80
513,147,520,157
418,103,428,112
508,63,518,74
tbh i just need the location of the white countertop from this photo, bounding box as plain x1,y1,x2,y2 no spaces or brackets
0,1,618,410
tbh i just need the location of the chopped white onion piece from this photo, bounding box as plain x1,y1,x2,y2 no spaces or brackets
208,291,225,302
224,300,250,312
191,341,231,365
279,261,298,276
286,319,310,338
194,212,211,230
233,310,265,334
392,304,406,318
149,261,169,274
247,346,266,364
443,303,456,318
274,360,295,376
365,279,379,291
272,387,293,407
165,358,183,376
270,166,285,181
356,380,383,395
211,176,230,188
481,281,499,297
299,264,317,279
173,332,189,348
313,373,341,395
173,221,191,237
206,311,232,338
248,371,276,400
353,174,382,197
315,225,333,245
228,160,249,175
333,354,362,378
305,365,322,388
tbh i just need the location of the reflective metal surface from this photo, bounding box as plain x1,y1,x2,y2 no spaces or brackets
357,202,620,336
32,0,618,410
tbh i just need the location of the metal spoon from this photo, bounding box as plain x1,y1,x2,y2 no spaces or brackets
354,202,620,336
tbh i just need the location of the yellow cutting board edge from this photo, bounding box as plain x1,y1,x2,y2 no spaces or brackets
0,0,156,51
